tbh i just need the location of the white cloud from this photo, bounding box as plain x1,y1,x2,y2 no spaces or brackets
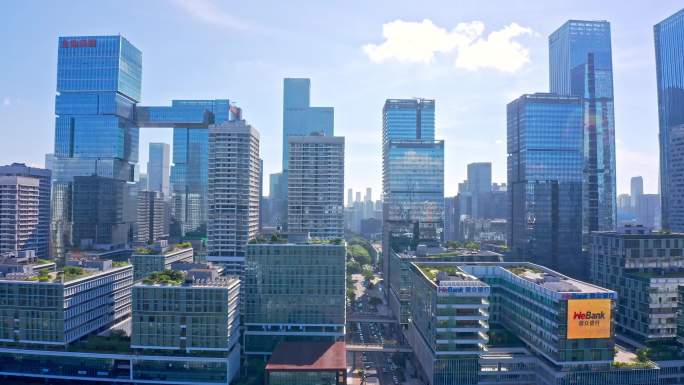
363,19,534,72
172,0,256,32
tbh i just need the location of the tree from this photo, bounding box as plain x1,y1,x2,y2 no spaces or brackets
636,348,651,363
465,241,480,250
447,241,463,249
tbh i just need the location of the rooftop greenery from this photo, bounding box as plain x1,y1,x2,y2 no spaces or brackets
142,269,185,285
507,266,543,276
112,261,130,267
63,266,89,282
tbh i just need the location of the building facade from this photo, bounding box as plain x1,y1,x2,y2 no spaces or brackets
0,164,51,258
655,9,684,232
287,135,345,239
382,98,444,284
0,176,41,258
207,120,260,275
550,20,617,236
136,190,167,245
0,261,132,345
467,162,492,220
243,241,346,356
282,78,334,171
147,142,170,198
507,93,584,278
52,35,141,257
590,226,684,343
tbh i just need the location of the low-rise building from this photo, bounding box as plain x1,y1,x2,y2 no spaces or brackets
0,258,133,345
590,226,684,343
407,261,660,385
243,236,346,356
265,341,347,385
131,243,193,281
388,246,503,325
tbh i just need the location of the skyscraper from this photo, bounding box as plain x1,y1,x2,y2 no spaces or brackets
52,35,141,256
147,142,170,198
467,162,492,219
0,163,51,258
287,135,345,239
382,98,444,282
136,190,167,244
655,9,684,231
165,99,231,235
550,20,617,237
44,154,54,170
507,93,584,278
347,188,353,207
207,119,260,275
282,78,334,170
631,176,644,208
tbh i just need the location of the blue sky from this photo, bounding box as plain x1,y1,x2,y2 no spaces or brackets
0,0,680,197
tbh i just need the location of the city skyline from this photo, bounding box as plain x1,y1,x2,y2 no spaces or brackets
0,1,680,197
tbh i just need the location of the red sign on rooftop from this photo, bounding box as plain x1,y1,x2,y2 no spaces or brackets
61,39,97,48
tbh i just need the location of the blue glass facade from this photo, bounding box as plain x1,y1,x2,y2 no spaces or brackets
550,20,616,238
52,35,141,255
162,100,231,235
507,93,584,277
282,78,334,170
382,98,444,284
655,9,684,231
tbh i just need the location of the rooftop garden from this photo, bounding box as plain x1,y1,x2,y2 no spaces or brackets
507,266,543,277
34,258,53,265
112,261,130,267
63,266,90,281
142,269,185,285
446,241,481,250
418,265,464,282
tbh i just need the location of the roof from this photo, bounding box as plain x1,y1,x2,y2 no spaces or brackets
266,341,346,372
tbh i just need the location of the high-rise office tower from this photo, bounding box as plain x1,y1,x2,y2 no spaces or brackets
207,119,260,275
355,191,361,203
631,176,644,208
467,162,492,219
655,9,684,231
550,20,617,237
137,173,147,192
0,176,40,257
167,99,231,235
508,93,584,277
365,187,372,202
347,188,353,207
0,164,51,258
147,142,170,198
382,98,444,282
52,35,141,256
282,78,334,170
287,135,345,239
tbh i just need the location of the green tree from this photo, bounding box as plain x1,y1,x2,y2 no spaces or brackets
636,348,651,363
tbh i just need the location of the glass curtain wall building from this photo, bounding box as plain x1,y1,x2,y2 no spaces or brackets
549,20,617,239
382,98,444,287
507,93,584,278
147,142,170,198
52,35,141,257
655,9,684,232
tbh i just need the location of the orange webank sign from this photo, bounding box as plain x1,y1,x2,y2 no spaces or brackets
566,299,611,339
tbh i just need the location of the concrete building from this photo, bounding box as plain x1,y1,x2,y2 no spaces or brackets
0,164,51,258
243,237,346,356
632,176,644,209
0,176,41,259
287,135,344,239
147,142,170,198
136,190,167,245
207,119,260,275
590,225,684,343
635,194,661,230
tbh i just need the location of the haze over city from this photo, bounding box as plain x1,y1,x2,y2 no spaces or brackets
0,0,677,196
